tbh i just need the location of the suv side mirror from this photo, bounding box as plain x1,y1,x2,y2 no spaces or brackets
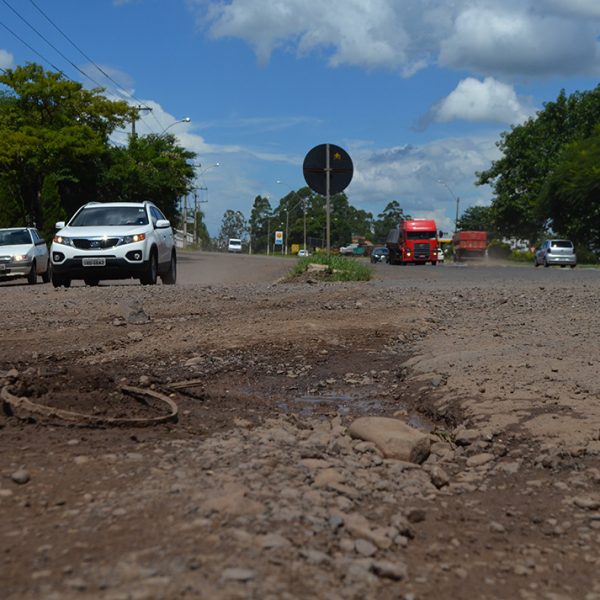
55,221,65,229
155,219,171,229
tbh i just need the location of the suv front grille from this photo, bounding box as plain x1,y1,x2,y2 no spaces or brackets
73,238,120,250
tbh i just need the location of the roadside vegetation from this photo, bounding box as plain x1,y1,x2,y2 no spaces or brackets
287,254,372,282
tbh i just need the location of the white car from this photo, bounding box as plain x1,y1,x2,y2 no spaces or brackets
227,238,242,253
297,249,310,257
436,248,445,262
51,201,176,287
0,227,51,284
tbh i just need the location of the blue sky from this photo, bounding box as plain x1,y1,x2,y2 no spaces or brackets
2,0,600,236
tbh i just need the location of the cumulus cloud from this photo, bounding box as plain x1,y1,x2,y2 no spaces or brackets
0,49,14,70
433,77,534,125
191,0,440,73
189,0,600,79
541,0,600,18
347,134,500,232
440,5,600,77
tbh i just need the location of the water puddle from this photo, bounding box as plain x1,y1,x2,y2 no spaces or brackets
279,392,435,432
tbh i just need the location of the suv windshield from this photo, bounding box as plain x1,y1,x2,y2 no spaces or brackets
0,230,31,245
70,206,149,227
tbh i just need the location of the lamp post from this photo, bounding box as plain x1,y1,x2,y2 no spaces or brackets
160,117,191,136
276,180,307,254
437,179,460,234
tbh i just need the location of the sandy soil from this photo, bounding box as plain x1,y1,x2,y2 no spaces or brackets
1,252,599,600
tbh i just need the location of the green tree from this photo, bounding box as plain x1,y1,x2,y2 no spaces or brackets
248,195,272,253
539,126,600,249
219,209,247,245
0,63,132,238
100,133,196,221
456,205,496,235
373,200,411,242
477,86,600,241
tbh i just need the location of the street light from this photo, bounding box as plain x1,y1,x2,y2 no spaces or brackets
437,179,460,234
160,117,191,136
276,180,307,254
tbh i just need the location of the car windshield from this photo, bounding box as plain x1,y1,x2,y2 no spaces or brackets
0,229,31,245
70,206,149,227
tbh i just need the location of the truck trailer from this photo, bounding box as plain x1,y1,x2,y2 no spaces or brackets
452,231,487,261
386,219,438,265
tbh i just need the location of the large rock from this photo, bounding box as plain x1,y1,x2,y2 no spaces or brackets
348,417,430,464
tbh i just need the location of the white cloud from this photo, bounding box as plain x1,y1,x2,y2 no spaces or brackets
189,0,600,79
440,5,600,77
346,134,500,233
0,49,14,70
192,0,437,72
433,77,533,125
541,0,600,18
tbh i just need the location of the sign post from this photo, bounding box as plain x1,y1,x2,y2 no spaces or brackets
303,144,353,253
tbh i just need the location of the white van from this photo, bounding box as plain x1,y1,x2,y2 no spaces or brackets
227,238,242,253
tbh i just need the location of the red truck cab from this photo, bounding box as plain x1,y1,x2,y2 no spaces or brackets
386,219,438,265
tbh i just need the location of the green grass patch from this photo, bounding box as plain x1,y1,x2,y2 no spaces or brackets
287,254,372,282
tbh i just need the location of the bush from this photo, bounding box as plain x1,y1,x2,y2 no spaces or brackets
575,246,599,265
288,254,372,282
487,240,511,259
510,249,535,262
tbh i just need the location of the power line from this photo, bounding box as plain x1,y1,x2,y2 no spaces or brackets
26,0,164,133
0,0,157,134
1,0,107,90
0,18,62,73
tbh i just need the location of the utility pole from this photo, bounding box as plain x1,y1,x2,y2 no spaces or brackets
131,105,152,138
182,194,187,249
194,190,198,246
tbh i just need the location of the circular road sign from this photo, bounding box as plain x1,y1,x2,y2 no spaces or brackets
303,143,353,195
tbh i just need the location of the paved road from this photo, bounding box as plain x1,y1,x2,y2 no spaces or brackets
178,250,600,289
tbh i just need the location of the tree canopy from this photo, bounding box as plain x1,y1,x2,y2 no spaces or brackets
0,63,196,240
477,85,600,244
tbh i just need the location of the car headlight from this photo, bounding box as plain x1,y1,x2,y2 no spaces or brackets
12,254,28,262
120,233,146,245
53,235,74,247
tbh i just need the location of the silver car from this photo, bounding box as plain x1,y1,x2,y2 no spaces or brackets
0,227,51,284
534,239,576,268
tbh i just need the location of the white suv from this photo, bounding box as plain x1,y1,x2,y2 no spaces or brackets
51,201,176,287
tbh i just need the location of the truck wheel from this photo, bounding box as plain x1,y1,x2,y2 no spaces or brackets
431,261,437,266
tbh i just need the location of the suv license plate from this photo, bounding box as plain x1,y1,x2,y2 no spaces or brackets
82,258,106,267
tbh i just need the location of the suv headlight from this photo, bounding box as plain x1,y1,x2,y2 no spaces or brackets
120,233,146,245
53,235,74,247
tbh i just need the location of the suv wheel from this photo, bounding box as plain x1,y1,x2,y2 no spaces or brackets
161,252,177,285
42,260,52,283
52,273,71,288
140,250,158,285
27,261,37,285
